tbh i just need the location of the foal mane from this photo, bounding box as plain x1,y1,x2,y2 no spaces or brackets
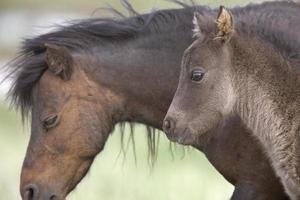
232,1,300,64
194,1,300,64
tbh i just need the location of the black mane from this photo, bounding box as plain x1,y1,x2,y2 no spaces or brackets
3,0,300,120
4,0,198,119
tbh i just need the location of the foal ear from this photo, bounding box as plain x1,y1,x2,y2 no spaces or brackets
45,44,73,81
193,12,205,38
215,6,234,42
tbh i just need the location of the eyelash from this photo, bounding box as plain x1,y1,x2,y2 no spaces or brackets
191,69,205,82
43,115,58,131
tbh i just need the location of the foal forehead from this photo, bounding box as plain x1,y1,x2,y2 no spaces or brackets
187,42,216,64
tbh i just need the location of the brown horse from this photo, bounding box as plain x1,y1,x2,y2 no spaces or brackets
5,1,300,200
164,5,300,200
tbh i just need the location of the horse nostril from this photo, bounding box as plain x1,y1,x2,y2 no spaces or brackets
23,184,39,200
24,189,33,200
50,194,59,200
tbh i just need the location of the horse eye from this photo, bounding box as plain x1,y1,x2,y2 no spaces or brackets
43,115,58,130
191,70,205,82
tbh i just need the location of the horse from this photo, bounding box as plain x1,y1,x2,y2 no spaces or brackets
163,5,300,200
5,1,300,199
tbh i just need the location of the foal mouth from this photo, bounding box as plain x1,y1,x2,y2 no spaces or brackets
167,127,195,145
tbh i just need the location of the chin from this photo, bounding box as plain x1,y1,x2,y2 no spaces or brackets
166,127,197,145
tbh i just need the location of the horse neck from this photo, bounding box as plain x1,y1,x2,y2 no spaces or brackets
230,36,300,151
82,31,194,129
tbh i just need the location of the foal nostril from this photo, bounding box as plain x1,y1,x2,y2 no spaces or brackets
164,120,171,130
50,194,59,200
23,184,39,200
163,118,175,134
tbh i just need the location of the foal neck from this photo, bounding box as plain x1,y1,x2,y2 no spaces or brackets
230,36,300,197
230,36,300,146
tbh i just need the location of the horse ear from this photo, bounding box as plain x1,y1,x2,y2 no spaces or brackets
193,12,205,38
45,44,73,81
215,6,234,42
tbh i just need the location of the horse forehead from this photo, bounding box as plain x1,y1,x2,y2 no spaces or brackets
36,71,70,103
39,71,63,87
39,70,76,94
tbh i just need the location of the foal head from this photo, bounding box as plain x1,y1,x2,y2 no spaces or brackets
163,7,236,145
19,45,120,200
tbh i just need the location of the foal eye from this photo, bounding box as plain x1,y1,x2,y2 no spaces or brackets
191,69,205,82
43,115,58,130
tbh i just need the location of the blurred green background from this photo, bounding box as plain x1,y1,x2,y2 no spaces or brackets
0,0,263,200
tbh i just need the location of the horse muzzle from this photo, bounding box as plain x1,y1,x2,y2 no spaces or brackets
21,183,65,200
